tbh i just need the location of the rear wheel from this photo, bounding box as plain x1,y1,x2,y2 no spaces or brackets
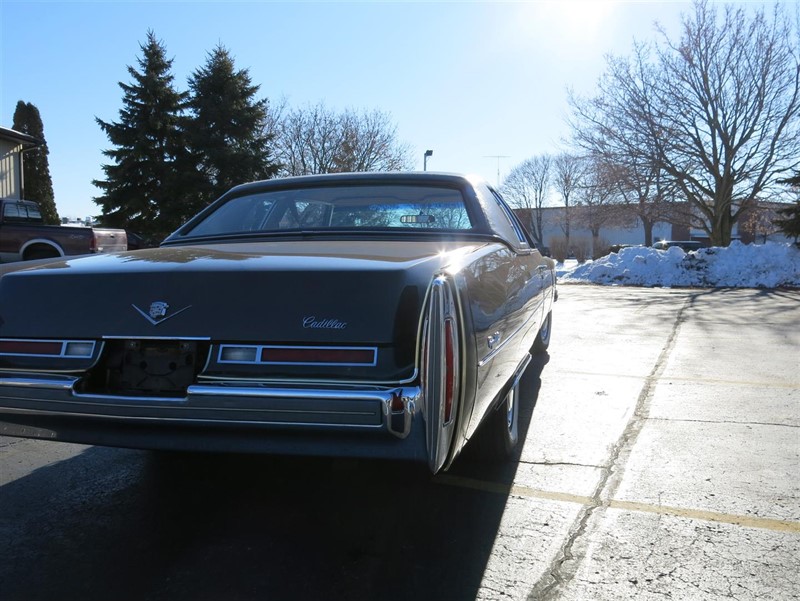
496,380,520,456
24,248,60,261
470,379,521,462
532,311,552,354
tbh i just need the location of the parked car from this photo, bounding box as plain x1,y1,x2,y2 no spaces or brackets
0,198,127,262
608,243,636,254
124,230,156,250
0,173,556,473
652,240,702,251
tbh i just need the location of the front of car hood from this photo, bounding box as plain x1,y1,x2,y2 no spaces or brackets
0,240,484,343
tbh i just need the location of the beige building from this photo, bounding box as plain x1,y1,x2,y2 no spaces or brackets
0,126,41,199
515,202,792,259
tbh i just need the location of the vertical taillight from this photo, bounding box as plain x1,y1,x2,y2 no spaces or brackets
444,317,455,423
422,275,461,473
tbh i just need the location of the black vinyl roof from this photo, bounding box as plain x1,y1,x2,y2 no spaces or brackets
226,172,481,195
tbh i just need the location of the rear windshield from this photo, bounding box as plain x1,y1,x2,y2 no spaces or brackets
184,185,473,238
3,201,43,223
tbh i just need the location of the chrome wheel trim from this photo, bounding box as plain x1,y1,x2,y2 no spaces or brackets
506,387,516,431
539,313,551,343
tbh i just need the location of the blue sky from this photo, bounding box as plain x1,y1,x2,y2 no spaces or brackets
0,1,768,219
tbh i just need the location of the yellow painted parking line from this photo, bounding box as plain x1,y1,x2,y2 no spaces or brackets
607,499,800,533
435,474,595,507
435,474,800,534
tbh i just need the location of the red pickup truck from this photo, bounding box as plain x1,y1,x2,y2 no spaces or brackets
0,199,127,262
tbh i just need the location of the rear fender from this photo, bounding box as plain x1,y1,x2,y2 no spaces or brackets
20,239,64,260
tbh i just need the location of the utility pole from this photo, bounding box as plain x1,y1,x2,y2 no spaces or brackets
484,155,510,187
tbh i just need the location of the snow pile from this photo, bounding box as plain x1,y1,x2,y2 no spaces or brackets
558,242,800,288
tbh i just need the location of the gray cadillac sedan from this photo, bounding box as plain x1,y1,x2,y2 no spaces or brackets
0,172,555,473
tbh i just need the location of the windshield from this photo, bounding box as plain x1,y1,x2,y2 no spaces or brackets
184,185,474,238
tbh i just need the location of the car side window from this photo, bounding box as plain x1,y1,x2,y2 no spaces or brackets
488,187,532,251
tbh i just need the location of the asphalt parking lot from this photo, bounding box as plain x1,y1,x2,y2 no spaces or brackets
0,285,798,600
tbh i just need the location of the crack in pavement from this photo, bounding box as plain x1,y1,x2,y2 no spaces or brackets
526,297,692,601
519,460,604,469
646,417,799,429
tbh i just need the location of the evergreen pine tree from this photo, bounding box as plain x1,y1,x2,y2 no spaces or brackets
775,170,800,243
93,31,194,238
12,101,59,224
186,45,279,203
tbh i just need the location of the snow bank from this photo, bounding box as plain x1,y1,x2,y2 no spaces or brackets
558,242,800,288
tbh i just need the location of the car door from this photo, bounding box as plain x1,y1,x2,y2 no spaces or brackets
462,186,545,441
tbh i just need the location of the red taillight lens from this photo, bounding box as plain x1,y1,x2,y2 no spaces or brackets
261,347,375,365
0,340,63,355
0,339,95,358
218,345,377,366
444,318,455,423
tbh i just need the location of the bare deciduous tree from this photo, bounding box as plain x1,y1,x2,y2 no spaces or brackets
277,102,343,175
275,102,413,176
553,153,585,250
501,154,552,246
569,90,675,246
575,157,624,257
335,109,414,172
570,0,800,246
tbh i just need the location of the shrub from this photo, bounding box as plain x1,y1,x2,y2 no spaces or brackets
549,237,568,262
572,238,591,263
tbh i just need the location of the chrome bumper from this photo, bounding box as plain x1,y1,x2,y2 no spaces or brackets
0,374,422,440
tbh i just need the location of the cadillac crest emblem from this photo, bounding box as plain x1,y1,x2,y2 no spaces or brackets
149,301,169,321
132,300,192,326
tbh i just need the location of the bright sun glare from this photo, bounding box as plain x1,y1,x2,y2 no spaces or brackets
518,0,618,46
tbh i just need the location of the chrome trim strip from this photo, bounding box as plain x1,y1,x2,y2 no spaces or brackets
101,335,212,341
512,353,532,387
0,375,79,390
0,406,386,430
0,368,91,375
196,369,419,387
477,307,539,368
187,384,396,402
73,392,185,403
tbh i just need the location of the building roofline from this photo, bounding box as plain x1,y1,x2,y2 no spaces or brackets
0,126,41,147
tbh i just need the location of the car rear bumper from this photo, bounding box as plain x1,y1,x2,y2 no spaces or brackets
0,374,427,461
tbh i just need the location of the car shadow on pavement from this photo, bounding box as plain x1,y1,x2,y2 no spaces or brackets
0,357,548,601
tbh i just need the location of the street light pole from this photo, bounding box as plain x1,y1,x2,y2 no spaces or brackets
423,149,433,171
